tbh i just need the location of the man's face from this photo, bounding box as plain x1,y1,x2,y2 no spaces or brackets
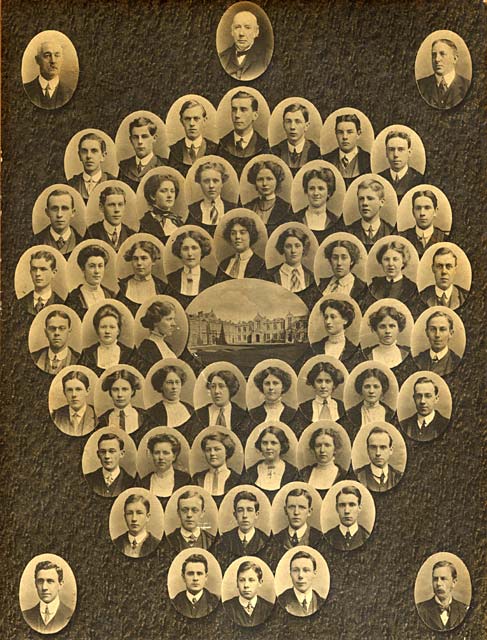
432,566,457,600
357,187,384,222
183,562,208,594
209,375,231,406
336,121,360,153
367,432,392,468
180,105,206,140
36,41,63,80
413,382,439,416
234,499,259,533
64,379,88,411
230,223,251,253
124,500,150,537
45,194,75,234
283,110,309,145
96,438,124,471
432,253,457,290
199,169,223,201
35,568,62,604
231,11,259,51
30,258,56,290
78,139,106,175
290,558,316,593
426,316,453,352
386,136,411,172
178,496,203,531
129,125,156,159
284,495,312,530
101,194,125,226
237,568,261,600
413,196,437,230
231,98,258,134
431,42,458,77
44,316,71,352
336,492,361,527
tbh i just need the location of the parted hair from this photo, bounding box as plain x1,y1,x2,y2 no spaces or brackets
201,431,235,458
129,116,157,136
412,189,438,210
206,369,240,397
324,239,361,267
144,173,180,204
93,303,122,332
78,131,107,154
253,366,292,394
306,361,344,388
233,490,259,512
77,244,109,269
354,367,390,395
275,226,310,256
99,185,126,206
151,364,187,391
255,425,290,455
123,240,161,262
309,426,343,452
171,229,212,259
34,560,63,582
376,240,410,267
124,493,150,513
319,298,356,329
102,368,141,394
182,553,208,574
237,560,263,580
223,216,259,245
302,167,336,197
369,305,407,333
195,161,229,184
247,159,285,186
31,249,57,270
141,300,176,330
147,433,182,458
62,369,90,391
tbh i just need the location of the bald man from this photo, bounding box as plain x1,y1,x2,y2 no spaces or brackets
24,38,73,109
219,10,272,81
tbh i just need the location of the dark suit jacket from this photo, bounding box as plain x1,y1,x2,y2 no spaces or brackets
369,275,417,303
414,349,461,377
22,600,74,634
84,466,134,497
219,526,269,556
166,267,215,296
119,154,167,192
273,524,322,551
18,290,64,316
417,73,470,109
86,221,135,252
270,139,321,174
420,284,468,310
417,596,468,631
379,166,424,201
249,402,296,427
218,252,265,280
78,342,134,377
322,146,371,187
346,400,395,433
324,523,370,550
187,198,235,233
401,226,447,257
113,531,160,557
51,403,96,436
355,464,403,492
31,347,80,374
166,528,215,551
217,130,269,175
65,284,114,319
33,225,83,257
171,588,220,619
294,207,343,244
219,43,272,81
278,588,325,617
318,275,368,305
347,218,394,250
245,195,292,231
298,397,346,422
23,77,73,109
192,468,241,495
67,171,117,202
138,210,184,242
264,263,314,291
400,411,450,442
168,137,219,175
194,402,250,443
224,595,273,627
310,336,358,363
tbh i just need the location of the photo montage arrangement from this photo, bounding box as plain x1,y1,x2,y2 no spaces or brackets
17,5,473,634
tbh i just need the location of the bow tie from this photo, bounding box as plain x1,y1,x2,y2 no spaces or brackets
438,603,451,614
153,208,181,225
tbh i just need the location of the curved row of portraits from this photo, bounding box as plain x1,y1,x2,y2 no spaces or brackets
19,549,471,631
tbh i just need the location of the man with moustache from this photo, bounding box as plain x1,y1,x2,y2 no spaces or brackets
18,250,64,316
68,132,117,203
113,493,161,558
322,113,371,187
274,488,322,552
355,426,403,492
378,130,423,201
171,554,220,619
84,432,134,498
417,560,468,630
420,247,468,310
418,38,470,109
271,103,321,175
220,491,269,556
324,485,370,551
347,178,393,250
278,550,326,617
219,10,272,81
168,100,218,175
414,310,461,377
33,189,83,258
167,490,216,551
23,38,73,109
400,376,450,442
401,189,447,257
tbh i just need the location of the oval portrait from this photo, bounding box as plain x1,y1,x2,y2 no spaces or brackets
48,364,98,437
270,481,322,548
366,235,419,304
22,30,78,110
217,2,274,82
164,486,219,552
222,556,275,627
246,358,298,428
417,242,471,311
19,553,77,634
396,184,452,251
15,245,68,315
84,179,138,248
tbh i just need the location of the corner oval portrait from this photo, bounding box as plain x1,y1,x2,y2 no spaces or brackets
22,30,78,110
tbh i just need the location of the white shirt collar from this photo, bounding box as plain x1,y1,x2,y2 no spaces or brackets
47,346,69,361
40,595,60,620
238,527,255,542
360,217,381,233
287,523,308,539
34,288,52,301
415,225,434,240
137,152,154,167
234,248,253,262
69,405,87,421
280,263,304,276
331,272,354,287
417,410,436,427
180,526,201,540
49,227,71,241
102,466,120,482
83,169,103,182
183,265,201,276
287,138,306,154
370,462,389,480
293,587,314,604
339,146,358,161
38,75,59,91
102,220,121,235
429,346,450,360
239,595,258,609
339,522,359,537
185,136,203,149
389,165,409,181
435,69,456,88
186,589,204,603
233,130,254,146
434,284,454,299
128,530,149,546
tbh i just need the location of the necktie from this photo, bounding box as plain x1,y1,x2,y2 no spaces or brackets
50,354,60,373
236,138,245,153
189,534,197,546
119,409,126,430
291,531,299,546
246,603,253,615
189,144,197,164
71,412,81,431
342,155,349,168
56,237,65,250
438,603,450,614
440,292,448,306
211,469,219,494
111,229,118,247
302,599,308,614
242,535,248,549
216,408,226,427
192,597,198,605
290,147,298,165
105,473,113,486
432,355,439,363
44,83,51,98
290,268,301,292
137,162,143,175
345,530,352,541
393,173,400,185
330,279,340,293
319,399,331,420
366,225,374,240
209,200,218,224
86,178,96,194
132,539,138,549
439,79,448,96
34,298,45,314
380,472,386,485
43,606,51,624
229,254,241,278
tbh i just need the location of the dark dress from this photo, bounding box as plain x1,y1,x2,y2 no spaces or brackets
240,460,299,501
245,195,292,233
116,275,166,316
64,284,115,319
78,342,134,377
299,463,348,497
249,402,296,427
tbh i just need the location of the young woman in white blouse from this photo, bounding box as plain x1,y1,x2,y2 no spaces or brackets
362,305,410,368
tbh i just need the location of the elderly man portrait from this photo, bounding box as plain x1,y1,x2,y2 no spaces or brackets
417,38,470,109
23,37,74,109
417,560,468,630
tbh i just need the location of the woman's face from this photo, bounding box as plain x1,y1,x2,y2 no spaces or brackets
306,177,329,209
312,371,335,399
110,379,133,409
283,236,304,266
380,249,404,279
375,315,400,345
83,256,105,286
204,440,227,469
131,248,153,278
259,433,282,463
312,434,335,465
180,237,202,269
262,374,284,403
162,371,182,401
209,375,231,406
322,306,346,336
330,247,352,278
361,376,384,404
156,311,177,337
97,315,120,346
255,168,277,198
151,441,177,472
154,180,176,211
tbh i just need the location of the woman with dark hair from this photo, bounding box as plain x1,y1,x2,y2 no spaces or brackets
194,370,248,437
147,364,194,429
192,431,241,498
79,303,133,375
139,432,192,501
318,238,367,303
117,240,166,314
96,368,151,434
241,425,298,498
65,244,114,318
363,305,410,368
218,216,265,280
294,167,342,243
139,173,184,241
369,240,417,302
136,300,178,373
250,365,296,426
299,426,348,495
188,161,235,231
347,367,395,431
265,226,313,292
245,159,290,230
166,229,214,297
310,298,358,362
299,361,345,423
